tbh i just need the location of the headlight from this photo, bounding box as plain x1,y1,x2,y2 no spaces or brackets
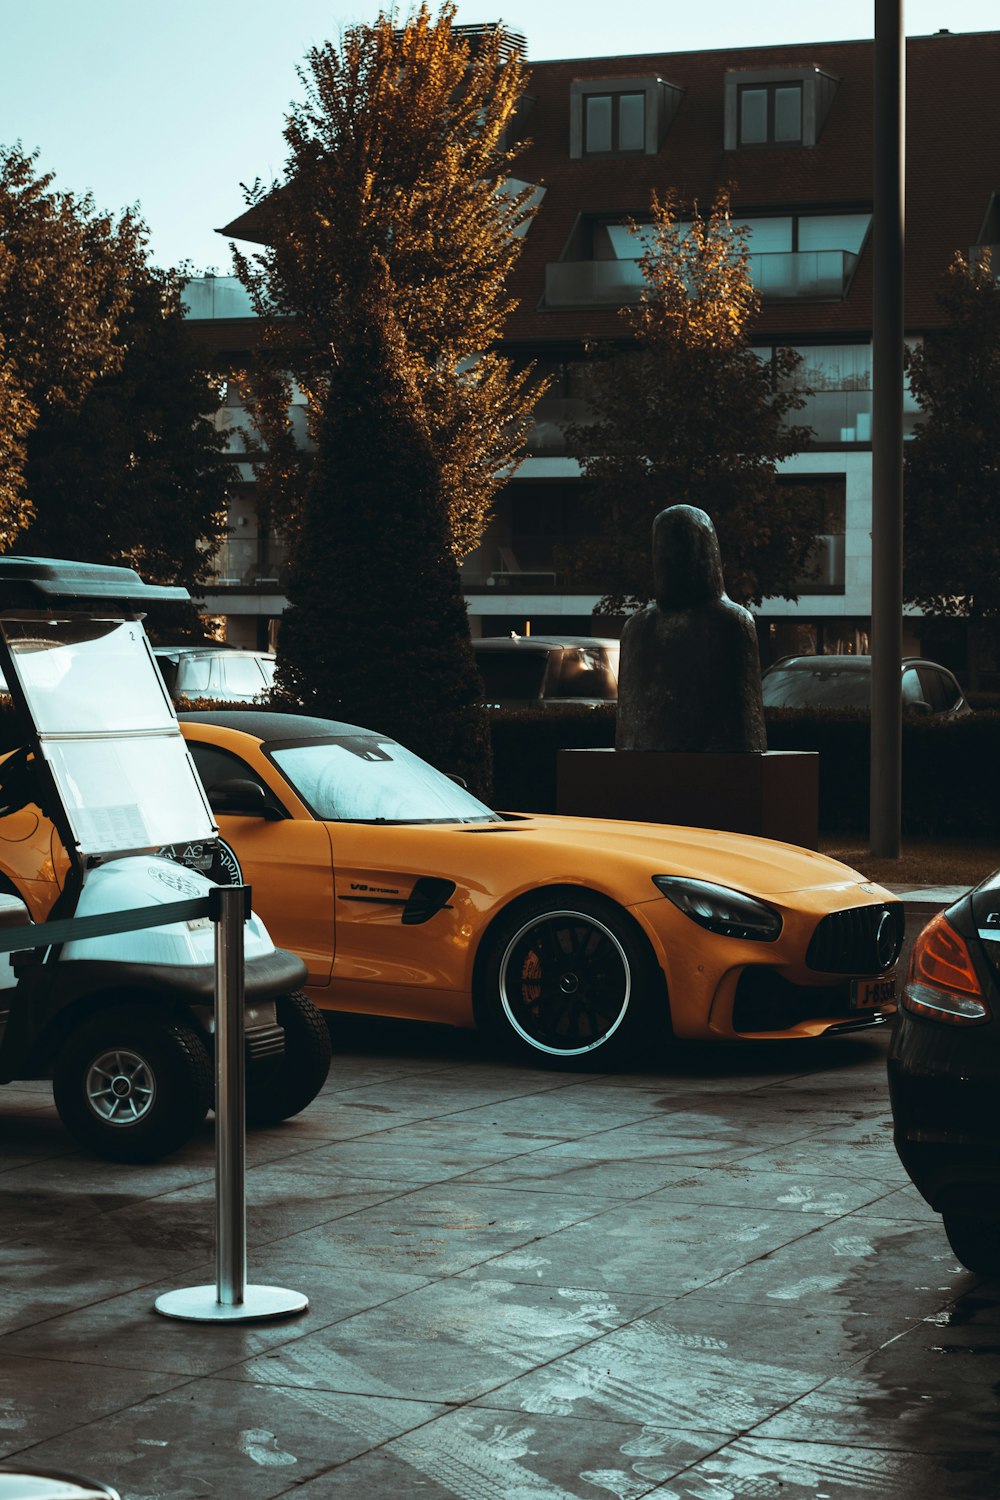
653,876,783,941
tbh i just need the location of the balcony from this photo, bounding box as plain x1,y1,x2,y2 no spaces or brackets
181,276,258,321
544,248,858,310
750,249,858,301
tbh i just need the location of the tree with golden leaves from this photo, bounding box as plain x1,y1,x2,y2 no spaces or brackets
234,4,539,787
566,189,817,613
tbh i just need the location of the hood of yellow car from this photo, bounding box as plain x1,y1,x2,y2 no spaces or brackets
476,813,873,898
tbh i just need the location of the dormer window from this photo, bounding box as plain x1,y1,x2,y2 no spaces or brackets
738,82,802,145
585,91,646,154
725,66,838,149
570,76,684,159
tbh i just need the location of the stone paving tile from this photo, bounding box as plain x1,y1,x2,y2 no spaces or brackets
0,1353,187,1456
11,1378,447,1500
218,1275,659,1405
0,1238,211,1336
702,1213,972,1319
268,1181,610,1279
652,1437,997,1499
472,1292,902,1433
459,1197,830,1297
0,1258,431,1377
285,1405,724,1498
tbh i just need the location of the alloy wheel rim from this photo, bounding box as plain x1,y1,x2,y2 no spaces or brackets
498,909,631,1055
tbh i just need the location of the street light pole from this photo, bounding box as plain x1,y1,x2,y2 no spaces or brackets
870,0,906,858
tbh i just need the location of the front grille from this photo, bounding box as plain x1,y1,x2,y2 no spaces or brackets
733,969,854,1032
806,903,903,974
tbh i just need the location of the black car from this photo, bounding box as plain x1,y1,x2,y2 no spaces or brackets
888,874,1000,1272
473,635,619,709
761,654,971,717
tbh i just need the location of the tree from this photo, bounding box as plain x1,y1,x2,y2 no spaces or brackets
21,266,232,607
233,4,540,789
904,252,1000,688
0,144,232,624
565,189,817,613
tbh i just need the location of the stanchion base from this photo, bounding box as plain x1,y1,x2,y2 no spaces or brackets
154,1284,308,1322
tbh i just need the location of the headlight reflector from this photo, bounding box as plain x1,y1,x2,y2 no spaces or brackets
653,876,782,941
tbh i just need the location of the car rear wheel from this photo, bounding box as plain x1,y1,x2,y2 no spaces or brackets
245,991,332,1126
53,1006,212,1163
943,1212,1000,1275
474,891,663,1066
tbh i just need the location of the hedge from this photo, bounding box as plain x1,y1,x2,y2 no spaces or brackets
1,698,995,839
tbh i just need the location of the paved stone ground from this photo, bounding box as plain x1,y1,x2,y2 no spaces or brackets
0,981,997,1500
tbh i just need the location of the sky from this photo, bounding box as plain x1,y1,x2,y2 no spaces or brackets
1,0,998,274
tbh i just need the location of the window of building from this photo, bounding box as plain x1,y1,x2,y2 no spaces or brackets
739,83,802,145
584,91,646,153
725,66,839,150
775,475,847,595
570,75,684,159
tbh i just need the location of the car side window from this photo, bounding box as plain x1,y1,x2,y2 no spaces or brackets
177,657,212,695
901,668,926,706
187,742,284,814
916,666,953,712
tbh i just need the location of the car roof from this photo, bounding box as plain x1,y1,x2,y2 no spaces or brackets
179,709,374,743
154,645,274,659
473,635,619,652
767,655,951,674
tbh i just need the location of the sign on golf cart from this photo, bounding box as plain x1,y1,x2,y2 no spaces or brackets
0,559,330,1162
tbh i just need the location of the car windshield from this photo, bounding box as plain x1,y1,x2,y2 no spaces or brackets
269,736,501,823
762,665,870,711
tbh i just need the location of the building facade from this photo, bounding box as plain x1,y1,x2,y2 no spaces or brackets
184,27,1000,667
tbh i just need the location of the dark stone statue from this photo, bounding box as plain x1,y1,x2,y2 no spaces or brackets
615,505,767,753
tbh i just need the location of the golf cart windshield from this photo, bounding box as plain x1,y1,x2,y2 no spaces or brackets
0,616,216,857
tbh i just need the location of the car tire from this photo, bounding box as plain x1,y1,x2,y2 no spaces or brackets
53,1006,212,1163
474,890,664,1067
245,991,332,1126
943,1212,1000,1275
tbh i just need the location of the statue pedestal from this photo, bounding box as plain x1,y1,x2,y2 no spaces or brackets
557,749,820,849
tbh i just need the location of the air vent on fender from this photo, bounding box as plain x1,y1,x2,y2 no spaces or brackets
402,877,456,925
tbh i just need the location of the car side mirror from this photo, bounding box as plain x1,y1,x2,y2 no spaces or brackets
208,778,282,818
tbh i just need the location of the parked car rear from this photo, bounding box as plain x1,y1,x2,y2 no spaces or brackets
473,635,619,709
761,654,971,717
153,645,276,703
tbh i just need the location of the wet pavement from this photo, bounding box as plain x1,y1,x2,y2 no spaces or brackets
0,939,998,1498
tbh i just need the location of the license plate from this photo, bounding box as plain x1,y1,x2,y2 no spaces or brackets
850,973,897,1010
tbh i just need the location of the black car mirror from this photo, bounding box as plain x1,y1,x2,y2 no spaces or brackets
208,778,281,818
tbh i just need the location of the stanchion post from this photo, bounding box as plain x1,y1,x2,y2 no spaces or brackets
155,884,308,1323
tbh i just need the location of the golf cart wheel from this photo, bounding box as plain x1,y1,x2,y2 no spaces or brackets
943,1212,1000,1275
53,1007,212,1163
474,889,662,1068
245,991,332,1127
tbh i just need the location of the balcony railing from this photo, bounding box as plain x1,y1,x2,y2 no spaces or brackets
181,277,258,321
544,248,858,309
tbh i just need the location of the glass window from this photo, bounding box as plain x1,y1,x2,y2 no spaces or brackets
774,86,803,141
797,214,871,255
551,648,618,701
740,88,768,144
585,95,613,153
270,737,498,824
618,93,645,150
222,656,270,697
743,218,794,254
3,619,175,735
176,657,212,694
781,345,872,391
475,651,548,703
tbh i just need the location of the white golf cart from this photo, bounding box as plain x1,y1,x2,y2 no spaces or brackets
0,557,330,1161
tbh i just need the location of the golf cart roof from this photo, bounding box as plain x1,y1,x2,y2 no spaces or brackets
0,557,188,613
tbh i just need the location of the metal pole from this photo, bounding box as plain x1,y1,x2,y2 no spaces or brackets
155,883,308,1323
870,0,905,858
215,882,247,1306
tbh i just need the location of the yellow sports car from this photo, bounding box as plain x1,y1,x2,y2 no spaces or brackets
0,710,903,1065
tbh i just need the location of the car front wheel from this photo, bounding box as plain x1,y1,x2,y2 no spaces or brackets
245,991,332,1126
474,891,663,1066
943,1212,1000,1275
53,1006,213,1163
